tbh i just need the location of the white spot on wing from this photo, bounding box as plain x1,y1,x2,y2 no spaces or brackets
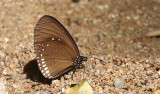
44,67,48,70
52,37,54,40
46,70,49,73
42,61,45,64
41,54,43,57
41,58,44,61
47,44,49,46
42,64,46,67
58,38,61,41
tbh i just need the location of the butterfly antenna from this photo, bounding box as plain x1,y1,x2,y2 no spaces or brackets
88,56,107,65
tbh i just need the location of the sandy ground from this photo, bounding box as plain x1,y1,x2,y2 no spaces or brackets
0,0,160,94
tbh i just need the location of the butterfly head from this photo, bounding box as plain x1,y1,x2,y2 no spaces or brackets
73,56,87,68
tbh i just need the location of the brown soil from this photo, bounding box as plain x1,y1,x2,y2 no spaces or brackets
0,0,160,93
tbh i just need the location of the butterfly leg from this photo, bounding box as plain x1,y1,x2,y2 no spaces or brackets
71,67,76,80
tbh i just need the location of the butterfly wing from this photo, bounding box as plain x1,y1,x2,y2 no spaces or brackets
34,15,80,78
37,40,74,78
34,15,80,58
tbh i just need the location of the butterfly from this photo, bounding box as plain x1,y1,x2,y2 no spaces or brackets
34,15,87,79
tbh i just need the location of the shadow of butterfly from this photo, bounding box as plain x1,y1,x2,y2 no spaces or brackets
23,59,52,85
34,15,87,79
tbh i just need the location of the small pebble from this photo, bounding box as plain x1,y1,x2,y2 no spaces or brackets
0,51,5,58
114,77,125,88
0,78,7,94
64,75,71,79
158,70,160,75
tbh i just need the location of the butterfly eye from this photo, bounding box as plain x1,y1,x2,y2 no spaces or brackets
34,15,87,79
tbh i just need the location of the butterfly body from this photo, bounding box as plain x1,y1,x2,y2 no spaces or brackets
34,15,87,79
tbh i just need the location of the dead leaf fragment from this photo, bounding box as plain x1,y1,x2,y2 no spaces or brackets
146,30,160,37
66,79,93,94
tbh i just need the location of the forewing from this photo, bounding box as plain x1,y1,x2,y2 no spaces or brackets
34,15,79,57
37,41,74,79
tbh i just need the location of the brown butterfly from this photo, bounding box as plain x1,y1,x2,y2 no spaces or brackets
34,15,87,79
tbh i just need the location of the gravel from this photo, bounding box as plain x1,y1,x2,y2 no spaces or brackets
0,0,160,93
